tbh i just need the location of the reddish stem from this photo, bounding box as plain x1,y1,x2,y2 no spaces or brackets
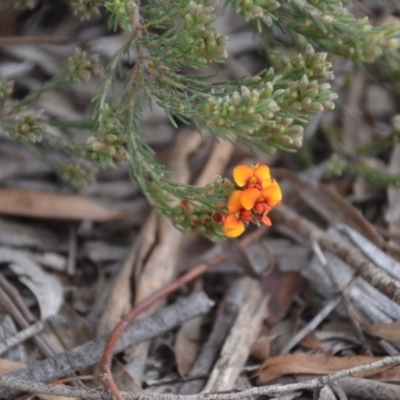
100,227,267,399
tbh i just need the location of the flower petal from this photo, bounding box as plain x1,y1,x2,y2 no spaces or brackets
233,165,254,187
254,165,271,183
261,180,282,208
223,214,245,238
261,178,273,189
261,210,272,226
227,190,244,213
240,188,261,210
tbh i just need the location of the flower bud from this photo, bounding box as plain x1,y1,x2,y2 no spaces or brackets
189,215,200,226
299,74,310,91
309,102,324,112
107,145,116,156
90,141,106,151
200,214,211,224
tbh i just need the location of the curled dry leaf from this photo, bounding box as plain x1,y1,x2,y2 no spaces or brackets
0,248,63,319
358,319,400,344
255,353,387,383
261,263,303,324
174,312,203,377
268,307,302,357
298,334,327,353
250,334,276,362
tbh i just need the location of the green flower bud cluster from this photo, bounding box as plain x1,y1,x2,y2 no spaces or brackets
144,1,228,68
203,46,336,150
170,176,234,240
85,133,130,165
180,1,228,65
274,72,337,116
171,202,225,239
327,153,347,177
258,48,337,148
68,48,104,83
228,0,400,64
230,0,280,26
11,111,45,143
273,0,400,63
204,84,280,134
283,45,334,81
256,115,306,149
105,0,136,31
82,104,131,166
60,163,94,186
71,0,102,19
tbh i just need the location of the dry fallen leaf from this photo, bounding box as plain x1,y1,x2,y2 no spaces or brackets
298,334,327,353
255,353,384,383
369,365,400,381
0,247,63,319
0,188,127,221
261,264,303,324
0,358,24,375
250,334,276,362
359,319,400,344
174,314,202,377
268,309,302,357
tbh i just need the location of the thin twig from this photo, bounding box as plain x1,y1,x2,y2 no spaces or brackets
0,292,215,400
312,241,372,355
281,296,342,355
0,278,54,358
100,227,269,399
1,355,400,400
67,223,77,276
271,204,400,304
0,316,59,356
338,377,400,400
179,279,245,394
100,254,225,400
281,261,359,355
329,381,348,400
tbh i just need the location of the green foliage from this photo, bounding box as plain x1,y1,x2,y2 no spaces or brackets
71,0,102,18
353,162,400,188
326,115,400,189
1,0,400,235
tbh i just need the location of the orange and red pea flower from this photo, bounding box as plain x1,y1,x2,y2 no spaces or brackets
223,163,282,238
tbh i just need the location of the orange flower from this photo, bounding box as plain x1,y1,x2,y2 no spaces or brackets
222,163,282,238
223,190,251,238
233,163,271,189
240,179,282,225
